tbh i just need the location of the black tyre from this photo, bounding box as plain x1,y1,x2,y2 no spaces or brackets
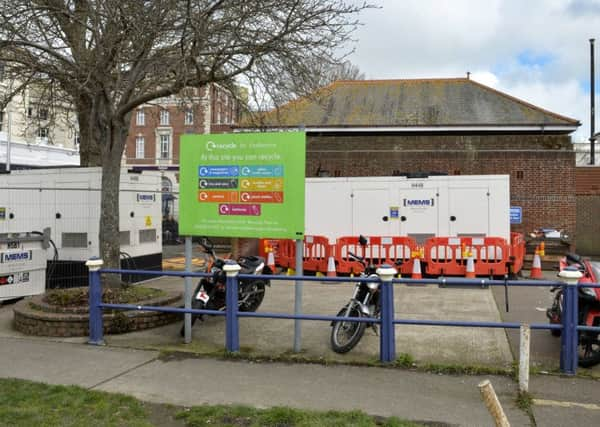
239,280,266,312
330,303,367,354
578,334,600,368
179,314,199,337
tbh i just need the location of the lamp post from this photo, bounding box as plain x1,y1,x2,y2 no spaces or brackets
590,39,596,166
5,111,11,172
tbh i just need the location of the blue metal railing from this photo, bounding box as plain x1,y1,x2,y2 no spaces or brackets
87,264,600,375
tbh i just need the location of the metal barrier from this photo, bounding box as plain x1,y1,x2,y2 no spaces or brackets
86,260,600,375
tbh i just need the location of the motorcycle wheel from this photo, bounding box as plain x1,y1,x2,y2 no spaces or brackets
330,303,367,354
239,280,266,312
548,291,562,337
578,334,600,368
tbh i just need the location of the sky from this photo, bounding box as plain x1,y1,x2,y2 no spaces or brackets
348,0,600,143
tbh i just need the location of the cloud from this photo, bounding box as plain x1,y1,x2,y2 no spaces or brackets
350,0,599,142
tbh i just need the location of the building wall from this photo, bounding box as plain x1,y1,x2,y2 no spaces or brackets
0,82,79,149
124,84,237,167
306,133,576,240
575,167,600,255
123,84,238,220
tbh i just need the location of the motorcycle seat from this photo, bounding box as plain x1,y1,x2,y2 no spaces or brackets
238,255,265,273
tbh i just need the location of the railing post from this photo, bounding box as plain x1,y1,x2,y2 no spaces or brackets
519,323,530,393
86,257,105,345
558,267,582,375
224,261,241,353
377,265,398,363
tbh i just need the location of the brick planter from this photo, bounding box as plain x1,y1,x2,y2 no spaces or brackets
13,288,182,337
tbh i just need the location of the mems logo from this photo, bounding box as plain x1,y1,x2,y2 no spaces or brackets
403,199,435,207
1,251,32,263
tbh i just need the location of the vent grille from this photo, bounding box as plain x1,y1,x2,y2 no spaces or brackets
120,231,131,246
139,229,156,243
62,232,88,248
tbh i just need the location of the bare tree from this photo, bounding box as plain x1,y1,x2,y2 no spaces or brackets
0,0,370,282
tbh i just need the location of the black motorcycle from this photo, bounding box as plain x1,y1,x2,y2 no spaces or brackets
180,237,271,336
330,235,400,353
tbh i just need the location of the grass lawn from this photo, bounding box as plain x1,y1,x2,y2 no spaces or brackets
0,378,423,427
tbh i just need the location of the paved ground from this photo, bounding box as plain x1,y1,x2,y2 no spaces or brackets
92,275,511,367
1,333,599,426
0,255,599,426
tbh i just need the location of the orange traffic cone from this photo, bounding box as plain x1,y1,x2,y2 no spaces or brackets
465,253,476,279
266,250,276,272
326,256,337,277
411,257,422,279
529,250,544,279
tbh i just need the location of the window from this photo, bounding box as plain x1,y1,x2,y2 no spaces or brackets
38,108,48,120
38,127,49,138
159,134,170,159
136,109,145,126
135,136,145,159
184,109,194,125
160,109,170,125
0,62,4,80
516,170,524,180
0,111,3,132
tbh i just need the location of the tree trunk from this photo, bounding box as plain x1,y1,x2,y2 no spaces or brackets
76,97,102,167
96,103,130,287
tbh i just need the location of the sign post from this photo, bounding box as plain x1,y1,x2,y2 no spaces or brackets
179,132,306,346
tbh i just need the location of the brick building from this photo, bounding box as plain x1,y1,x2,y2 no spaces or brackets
124,83,238,219
242,78,580,240
575,167,600,255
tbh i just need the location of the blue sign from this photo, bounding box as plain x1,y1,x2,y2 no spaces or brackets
198,165,239,177
510,206,522,224
240,165,284,177
2,251,32,262
403,198,434,207
136,193,156,202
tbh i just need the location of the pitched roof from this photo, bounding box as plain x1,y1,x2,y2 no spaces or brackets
247,78,579,129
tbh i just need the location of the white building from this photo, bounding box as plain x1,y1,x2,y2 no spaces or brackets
1,68,80,169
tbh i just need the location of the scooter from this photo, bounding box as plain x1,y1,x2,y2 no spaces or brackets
546,253,600,367
180,237,271,336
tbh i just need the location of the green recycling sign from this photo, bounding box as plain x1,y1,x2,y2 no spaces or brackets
179,132,306,239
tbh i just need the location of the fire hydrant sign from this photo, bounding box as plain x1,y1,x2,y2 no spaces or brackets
179,132,305,238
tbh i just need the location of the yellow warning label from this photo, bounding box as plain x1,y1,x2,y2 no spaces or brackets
145,216,152,227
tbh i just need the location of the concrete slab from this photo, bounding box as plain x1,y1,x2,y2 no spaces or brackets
106,277,513,367
532,405,600,427
0,337,158,388
96,357,530,427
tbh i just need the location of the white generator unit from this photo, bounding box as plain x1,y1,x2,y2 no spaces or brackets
0,230,49,302
0,167,162,287
305,175,510,243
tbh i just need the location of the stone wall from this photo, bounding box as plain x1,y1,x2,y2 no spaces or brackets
13,289,182,337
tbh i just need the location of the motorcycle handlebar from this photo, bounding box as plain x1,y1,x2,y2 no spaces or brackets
347,251,366,264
